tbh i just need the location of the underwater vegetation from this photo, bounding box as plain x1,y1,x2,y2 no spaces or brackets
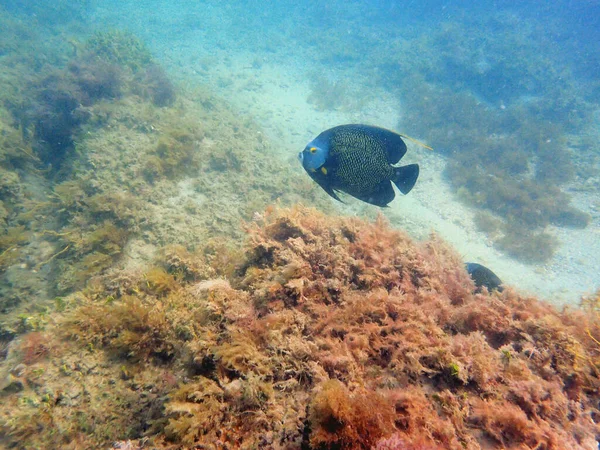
84,30,153,73
8,30,174,171
1,5,597,447
142,128,202,183
0,23,193,316
378,14,594,263
133,63,177,107
27,64,118,168
399,82,590,263
0,10,328,346
0,206,598,449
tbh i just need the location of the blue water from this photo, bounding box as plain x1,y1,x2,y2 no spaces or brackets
77,0,600,110
1,0,599,301
1,1,600,447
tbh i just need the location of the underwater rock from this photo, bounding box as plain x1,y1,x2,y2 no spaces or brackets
1,206,597,449
1,374,24,393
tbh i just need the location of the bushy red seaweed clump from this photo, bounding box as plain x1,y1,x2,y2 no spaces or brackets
2,206,599,449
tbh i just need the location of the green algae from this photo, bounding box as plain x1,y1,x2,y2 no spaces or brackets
84,30,153,73
0,14,331,346
384,17,595,263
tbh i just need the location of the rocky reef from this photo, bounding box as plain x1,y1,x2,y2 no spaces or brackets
1,206,598,449
1,5,599,449
0,20,323,327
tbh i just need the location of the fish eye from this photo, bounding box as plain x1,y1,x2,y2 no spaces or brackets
310,147,317,154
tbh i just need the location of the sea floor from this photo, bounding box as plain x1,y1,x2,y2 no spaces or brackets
188,54,599,306
90,4,600,307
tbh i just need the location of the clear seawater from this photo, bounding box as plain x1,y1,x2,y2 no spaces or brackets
1,0,599,304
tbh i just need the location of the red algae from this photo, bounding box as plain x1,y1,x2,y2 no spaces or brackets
1,205,599,449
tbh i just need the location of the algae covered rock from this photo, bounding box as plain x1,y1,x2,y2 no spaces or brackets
1,206,598,449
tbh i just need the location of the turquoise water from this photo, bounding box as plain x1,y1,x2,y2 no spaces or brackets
1,0,599,304
2,2,600,448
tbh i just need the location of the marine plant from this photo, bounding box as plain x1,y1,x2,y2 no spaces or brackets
308,379,396,448
84,30,153,73
381,14,594,263
1,206,598,448
0,25,177,304
0,118,37,171
0,15,193,344
397,83,590,262
0,226,29,273
68,58,124,103
27,71,93,167
8,30,172,171
14,54,124,168
50,217,132,293
581,289,600,372
18,331,51,365
133,63,177,107
142,129,201,182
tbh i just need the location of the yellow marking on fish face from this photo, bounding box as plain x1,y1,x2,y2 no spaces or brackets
310,147,317,153
321,167,328,175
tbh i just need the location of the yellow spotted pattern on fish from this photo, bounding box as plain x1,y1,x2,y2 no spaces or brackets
329,128,393,191
299,124,420,207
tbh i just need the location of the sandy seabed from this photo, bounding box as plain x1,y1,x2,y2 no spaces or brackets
160,45,599,307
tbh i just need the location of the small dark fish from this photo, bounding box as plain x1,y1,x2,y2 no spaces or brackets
298,124,420,207
465,262,504,293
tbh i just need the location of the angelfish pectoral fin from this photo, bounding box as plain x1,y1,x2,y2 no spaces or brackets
309,170,343,203
392,164,419,194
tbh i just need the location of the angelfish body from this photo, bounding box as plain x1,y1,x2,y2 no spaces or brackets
465,262,504,293
298,124,419,207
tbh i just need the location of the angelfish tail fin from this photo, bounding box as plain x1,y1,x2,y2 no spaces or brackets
392,164,419,194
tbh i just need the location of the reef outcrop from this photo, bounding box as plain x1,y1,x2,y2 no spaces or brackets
1,206,598,449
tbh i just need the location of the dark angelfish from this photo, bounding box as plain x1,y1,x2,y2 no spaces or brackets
465,262,504,293
298,124,428,207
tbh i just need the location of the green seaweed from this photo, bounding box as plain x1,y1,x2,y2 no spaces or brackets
383,14,595,264
142,129,201,182
84,30,153,73
400,85,589,263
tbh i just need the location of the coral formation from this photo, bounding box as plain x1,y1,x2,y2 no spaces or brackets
0,206,598,449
